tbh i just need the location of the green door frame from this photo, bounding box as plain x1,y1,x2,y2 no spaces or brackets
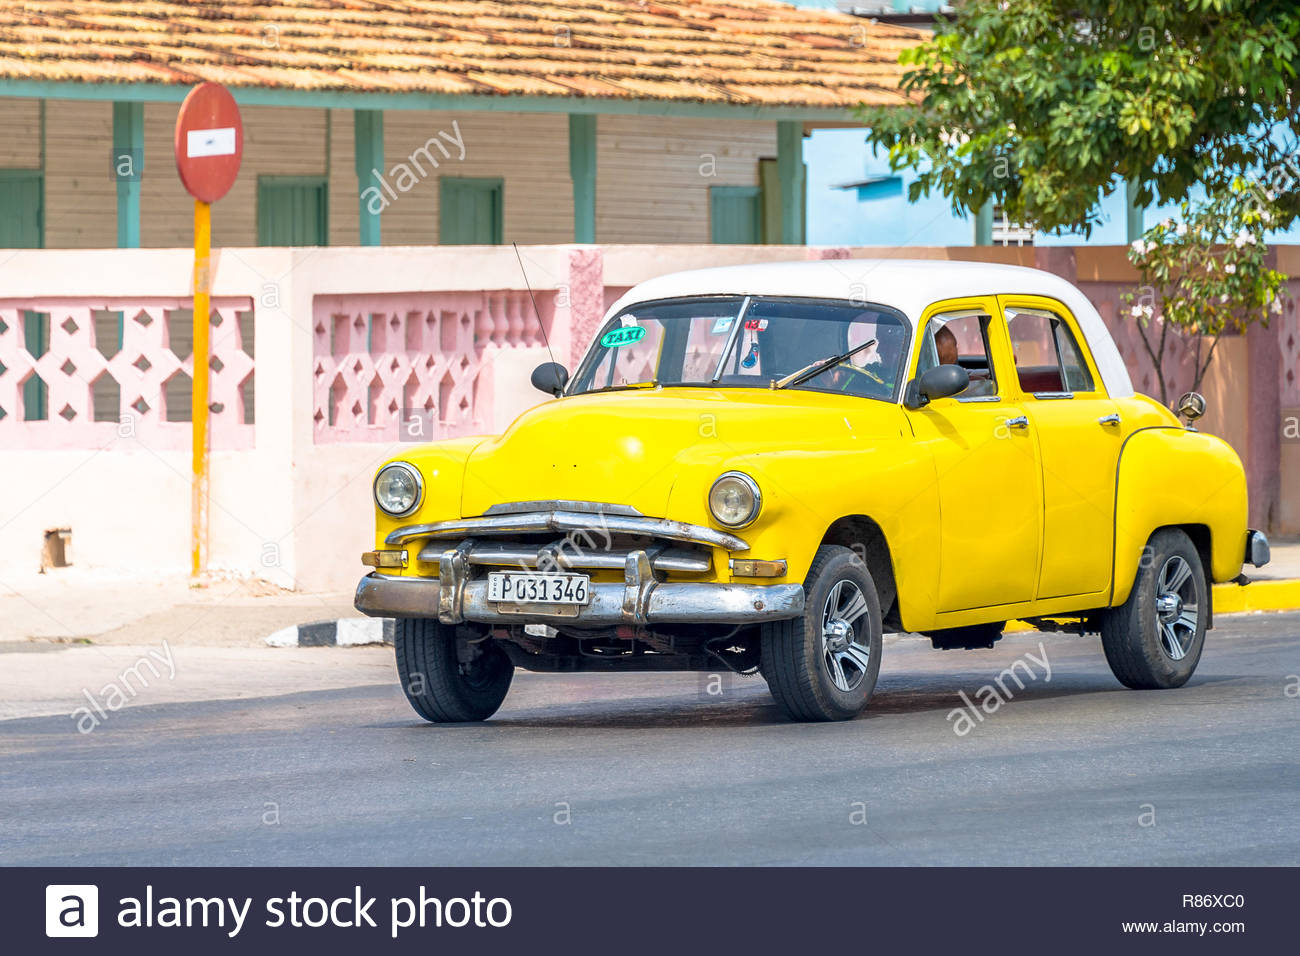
569,114,597,243
112,101,144,248
354,109,384,246
775,120,806,245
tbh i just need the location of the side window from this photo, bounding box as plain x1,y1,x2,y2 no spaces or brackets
1006,307,1095,395
918,311,997,398
1055,323,1095,392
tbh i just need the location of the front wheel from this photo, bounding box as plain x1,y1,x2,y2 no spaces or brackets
761,545,883,721
394,618,514,722
1101,528,1208,689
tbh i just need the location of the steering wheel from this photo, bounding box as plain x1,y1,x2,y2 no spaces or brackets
826,361,893,398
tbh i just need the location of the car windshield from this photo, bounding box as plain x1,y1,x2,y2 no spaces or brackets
568,296,911,401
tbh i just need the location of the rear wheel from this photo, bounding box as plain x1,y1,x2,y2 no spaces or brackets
1101,528,1208,689
394,617,514,722
761,545,883,721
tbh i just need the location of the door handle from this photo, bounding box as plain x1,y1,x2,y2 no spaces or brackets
1005,415,1029,429
1098,413,1122,426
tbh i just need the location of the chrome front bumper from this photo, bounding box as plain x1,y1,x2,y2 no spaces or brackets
354,549,804,626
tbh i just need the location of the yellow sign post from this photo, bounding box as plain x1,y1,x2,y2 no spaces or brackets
191,199,211,578
175,81,242,581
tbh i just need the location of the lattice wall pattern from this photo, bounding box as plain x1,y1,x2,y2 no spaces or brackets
1279,282,1300,408
0,298,254,450
312,290,555,443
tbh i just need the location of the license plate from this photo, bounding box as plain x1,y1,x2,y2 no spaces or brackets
487,571,591,605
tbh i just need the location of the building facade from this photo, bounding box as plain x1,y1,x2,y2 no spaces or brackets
0,0,927,251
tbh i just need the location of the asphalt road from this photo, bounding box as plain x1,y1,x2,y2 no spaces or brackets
3,613,1298,866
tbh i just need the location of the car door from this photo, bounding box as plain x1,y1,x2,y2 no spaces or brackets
999,296,1121,601
903,297,1043,613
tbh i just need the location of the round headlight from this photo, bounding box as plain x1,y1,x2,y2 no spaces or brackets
374,463,422,517
708,472,761,528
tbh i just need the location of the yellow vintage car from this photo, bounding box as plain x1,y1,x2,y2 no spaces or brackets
356,260,1271,722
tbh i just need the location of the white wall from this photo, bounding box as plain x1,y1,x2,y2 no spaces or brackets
0,246,580,592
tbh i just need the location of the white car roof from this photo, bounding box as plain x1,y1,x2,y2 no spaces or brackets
604,259,1134,398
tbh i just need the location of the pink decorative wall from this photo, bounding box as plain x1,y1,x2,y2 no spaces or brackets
0,297,254,450
1079,283,1199,403
311,290,556,444
1280,286,1300,409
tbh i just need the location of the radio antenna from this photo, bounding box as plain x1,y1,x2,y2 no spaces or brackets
512,242,559,368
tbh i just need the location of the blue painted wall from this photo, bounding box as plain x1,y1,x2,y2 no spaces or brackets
805,129,974,246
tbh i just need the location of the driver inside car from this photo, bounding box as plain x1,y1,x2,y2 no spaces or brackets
935,324,959,366
927,321,994,398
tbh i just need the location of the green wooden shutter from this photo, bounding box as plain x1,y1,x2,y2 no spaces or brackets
257,176,328,246
0,171,43,248
22,310,48,420
439,177,503,245
710,186,763,244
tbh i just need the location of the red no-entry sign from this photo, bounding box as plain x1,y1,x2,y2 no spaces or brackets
174,82,243,203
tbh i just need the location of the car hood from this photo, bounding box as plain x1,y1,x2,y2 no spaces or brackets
460,387,908,517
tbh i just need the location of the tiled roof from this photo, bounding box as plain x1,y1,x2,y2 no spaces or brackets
0,1,927,109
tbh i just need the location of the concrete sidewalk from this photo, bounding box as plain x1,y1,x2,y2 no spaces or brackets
1253,537,1300,580
0,641,394,722
0,568,359,647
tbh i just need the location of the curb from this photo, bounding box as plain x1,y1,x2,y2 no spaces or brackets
264,618,394,648
1005,578,1300,633
1209,579,1300,614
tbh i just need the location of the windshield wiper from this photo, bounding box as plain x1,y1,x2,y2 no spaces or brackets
772,338,877,390
585,381,657,394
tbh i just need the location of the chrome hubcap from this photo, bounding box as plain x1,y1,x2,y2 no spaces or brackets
1154,555,1199,661
821,580,872,692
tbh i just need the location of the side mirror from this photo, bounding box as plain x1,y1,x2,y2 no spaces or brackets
904,364,970,409
530,362,569,397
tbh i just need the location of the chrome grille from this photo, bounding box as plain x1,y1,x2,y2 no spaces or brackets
391,503,743,575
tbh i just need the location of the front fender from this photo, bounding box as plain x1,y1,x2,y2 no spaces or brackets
666,439,939,618
1112,426,1248,606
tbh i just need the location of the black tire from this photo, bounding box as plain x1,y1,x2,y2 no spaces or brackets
761,545,883,721
1101,528,1208,690
394,617,514,722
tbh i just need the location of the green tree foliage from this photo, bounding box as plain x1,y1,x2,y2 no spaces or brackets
861,0,1300,235
1124,179,1288,405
